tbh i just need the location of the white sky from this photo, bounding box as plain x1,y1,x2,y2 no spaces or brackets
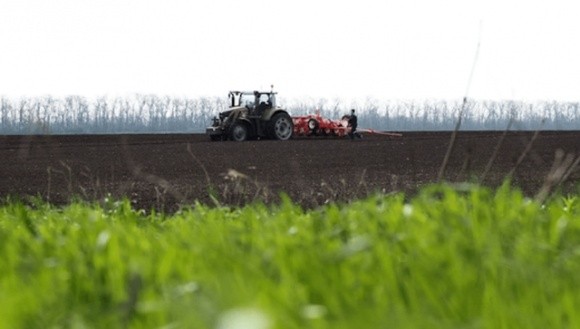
1,0,579,102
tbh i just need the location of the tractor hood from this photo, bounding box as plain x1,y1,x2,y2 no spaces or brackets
219,107,248,119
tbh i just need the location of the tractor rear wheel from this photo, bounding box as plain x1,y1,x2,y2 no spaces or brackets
230,121,249,142
269,112,293,140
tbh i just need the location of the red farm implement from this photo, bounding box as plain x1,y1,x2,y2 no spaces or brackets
292,113,349,137
292,112,402,138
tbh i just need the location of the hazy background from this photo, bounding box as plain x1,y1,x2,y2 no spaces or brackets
1,0,579,133
2,0,579,101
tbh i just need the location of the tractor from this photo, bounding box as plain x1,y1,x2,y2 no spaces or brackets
206,89,294,141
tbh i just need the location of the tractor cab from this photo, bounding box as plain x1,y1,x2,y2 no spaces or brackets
228,91,277,116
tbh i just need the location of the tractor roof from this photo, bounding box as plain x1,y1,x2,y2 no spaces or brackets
229,90,277,95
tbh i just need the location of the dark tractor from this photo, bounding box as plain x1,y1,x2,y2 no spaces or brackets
206,89,293,141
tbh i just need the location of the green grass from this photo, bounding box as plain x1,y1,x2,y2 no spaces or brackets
1,184,579,329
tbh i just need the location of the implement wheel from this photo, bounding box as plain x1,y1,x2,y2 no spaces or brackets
308,119,319,135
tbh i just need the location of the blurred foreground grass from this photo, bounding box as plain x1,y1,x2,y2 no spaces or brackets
1,184,579,329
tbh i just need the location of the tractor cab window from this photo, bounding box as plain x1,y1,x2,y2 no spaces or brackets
258,94,271,108
229,92,276,109
239,93,255,108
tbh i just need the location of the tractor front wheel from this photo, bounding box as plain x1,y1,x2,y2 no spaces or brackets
230,122,249,142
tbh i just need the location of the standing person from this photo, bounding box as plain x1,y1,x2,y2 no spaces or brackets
348,109,359,139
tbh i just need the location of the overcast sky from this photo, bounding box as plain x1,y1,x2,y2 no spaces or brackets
1,0,579,102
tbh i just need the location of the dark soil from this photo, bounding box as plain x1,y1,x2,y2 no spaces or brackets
1,131,579,211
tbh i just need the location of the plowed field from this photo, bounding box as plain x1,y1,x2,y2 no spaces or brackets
1,131,578,211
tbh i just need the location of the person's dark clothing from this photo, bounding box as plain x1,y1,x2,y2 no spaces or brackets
348,114,358,139
348,114,357,129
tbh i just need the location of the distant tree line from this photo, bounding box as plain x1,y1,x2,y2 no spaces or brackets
0,95,578,134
